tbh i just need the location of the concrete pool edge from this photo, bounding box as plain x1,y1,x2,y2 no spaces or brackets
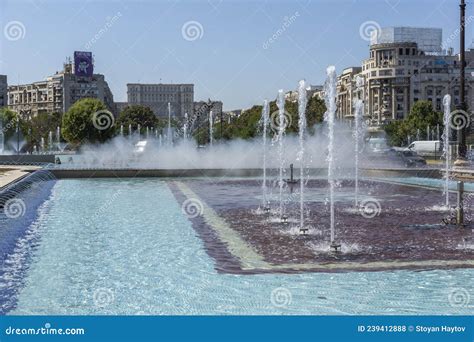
46,167,444,179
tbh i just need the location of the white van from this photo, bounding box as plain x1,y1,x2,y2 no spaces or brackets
406,141,441,157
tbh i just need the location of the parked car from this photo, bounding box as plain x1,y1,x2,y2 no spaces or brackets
386,148,427,167
398,150,427,167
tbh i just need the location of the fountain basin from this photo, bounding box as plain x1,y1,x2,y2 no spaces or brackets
1,175,473,315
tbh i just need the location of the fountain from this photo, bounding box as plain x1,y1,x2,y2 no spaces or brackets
10,123,23,154
261,100,270,212
0,118,4,154
277,89,286,220
183,112,188,141
353,76,365,207
137,124,141,140
40,137,45,154
56,126,61,151
427,125,430,140
297,80,307,234
167,102,172,146
209,110,214,147
146,126,149,140
120,125,124,137
159,134,163,146
48,131,53,153
324,66,339,252
442,94,451,208
353,99,364,207
128,124,132,141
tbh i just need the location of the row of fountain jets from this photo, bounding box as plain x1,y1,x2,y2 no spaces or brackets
0,125,62,154
260,66,453,250
0,103,185,153
259,66,341,248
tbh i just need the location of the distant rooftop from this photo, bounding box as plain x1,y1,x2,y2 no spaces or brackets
126,83,194,86
371,27,442,54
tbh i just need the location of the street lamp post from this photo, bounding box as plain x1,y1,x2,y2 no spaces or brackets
454,0,469,166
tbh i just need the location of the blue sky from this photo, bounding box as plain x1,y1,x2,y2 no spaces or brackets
0,0,471,110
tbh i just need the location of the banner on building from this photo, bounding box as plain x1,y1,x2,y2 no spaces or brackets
74,51,93,77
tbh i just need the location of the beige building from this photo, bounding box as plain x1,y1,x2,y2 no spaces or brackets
127,83,194,118
285,85,323,103
336,27,474,126
8,62,115,118
336,67,362,120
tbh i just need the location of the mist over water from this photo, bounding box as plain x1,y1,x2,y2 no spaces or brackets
58,122,365,171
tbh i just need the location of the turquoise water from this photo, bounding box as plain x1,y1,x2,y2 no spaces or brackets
5,179,474,315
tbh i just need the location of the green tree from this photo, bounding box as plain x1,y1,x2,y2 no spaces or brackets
211,96,326,143
306,96,326,133
0,108,19,143
62,98,115,145
117,105,159,135
193,126,210,146
229,105,263,139
22,111,62,151
384,100,443,146
405,100,442,131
